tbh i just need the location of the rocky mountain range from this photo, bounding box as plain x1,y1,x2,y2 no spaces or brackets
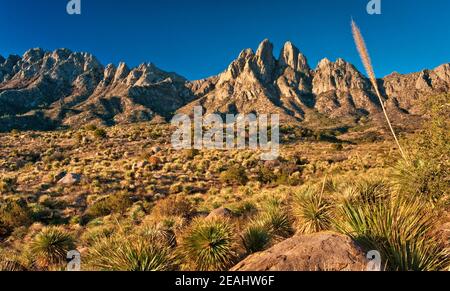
0,40,449,131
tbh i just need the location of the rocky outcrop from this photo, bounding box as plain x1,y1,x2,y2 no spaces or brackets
230,232,368,271
178,39,313,122
206,207,234,220
0,42,448,131
382,64,450,115
0,48,195,131
57,173,82,185
179,39,449,124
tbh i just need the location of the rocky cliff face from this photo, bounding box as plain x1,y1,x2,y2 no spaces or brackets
180,40,314,121
0,41,448,131
181,39,449,124
0,49,194,131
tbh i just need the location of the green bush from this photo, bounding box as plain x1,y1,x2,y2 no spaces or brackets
93,128,108,139
152,195,194,218
336,196,449,271
179,218,237,271
345,179,391,205
0,249,27,271
394,94,449,204
86,234,176,271
85,192,132,221
0,177,17,194
258,198,293,239
0,199,32,237
29,227,75,270
292,187,333,234
256,166,277,184
220,165,248,186
183,149,200,160
241,222,272,254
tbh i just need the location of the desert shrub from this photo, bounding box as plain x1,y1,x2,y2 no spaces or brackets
336,196,449,271
147,156,162,170
178,218,237,271
241,222,272,254
346,179,391,205
43,151,66,163
0,257,27,271
220,165,248,186
395,159,448,204
152,195,194,218
139,224,177,248
333,143,344,151
30,204,54,224
256,166,277,184
233,201,258,216
394,94,449,203
85,192,132,221
29,227,75,270
0,199,32,237
0,176,17,194
292,187,333,234
85,124,98,131
80,225,115,246
93,128,108,139
86,234,176,271
183,149,200,160
258,198,293,239
0,250,27,271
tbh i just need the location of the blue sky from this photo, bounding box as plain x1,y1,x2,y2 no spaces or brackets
0,0,449,80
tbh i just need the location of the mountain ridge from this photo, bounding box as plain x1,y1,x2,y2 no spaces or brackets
0,40,449,131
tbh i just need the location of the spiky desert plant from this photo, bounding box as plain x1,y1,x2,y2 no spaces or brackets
241,221,272,254
29,227,75,270
336,196,449,271
86,234,176,271
178,218,237,271
0,250,27,271
340,178,391,206
292,187,333,234
259,198,294,239
139,223,177,248
0,259,27,271
351,20,407,161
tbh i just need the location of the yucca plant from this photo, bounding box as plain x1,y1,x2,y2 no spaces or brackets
241,222,272,254
29,227,75,270
293,187,333,234
139,224,177,248
86,234,176,271
178,218,237,271
341,179,391,205
259,198,294,239
0,250,27,271
336,196,449,271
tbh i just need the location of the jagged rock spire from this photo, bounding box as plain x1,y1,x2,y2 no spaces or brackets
255,39,276,83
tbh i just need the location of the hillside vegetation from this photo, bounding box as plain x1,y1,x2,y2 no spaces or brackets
0,94,448,271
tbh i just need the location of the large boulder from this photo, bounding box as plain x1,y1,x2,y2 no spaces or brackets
206,207,234,220
57,173,82,185
231,232,368,271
